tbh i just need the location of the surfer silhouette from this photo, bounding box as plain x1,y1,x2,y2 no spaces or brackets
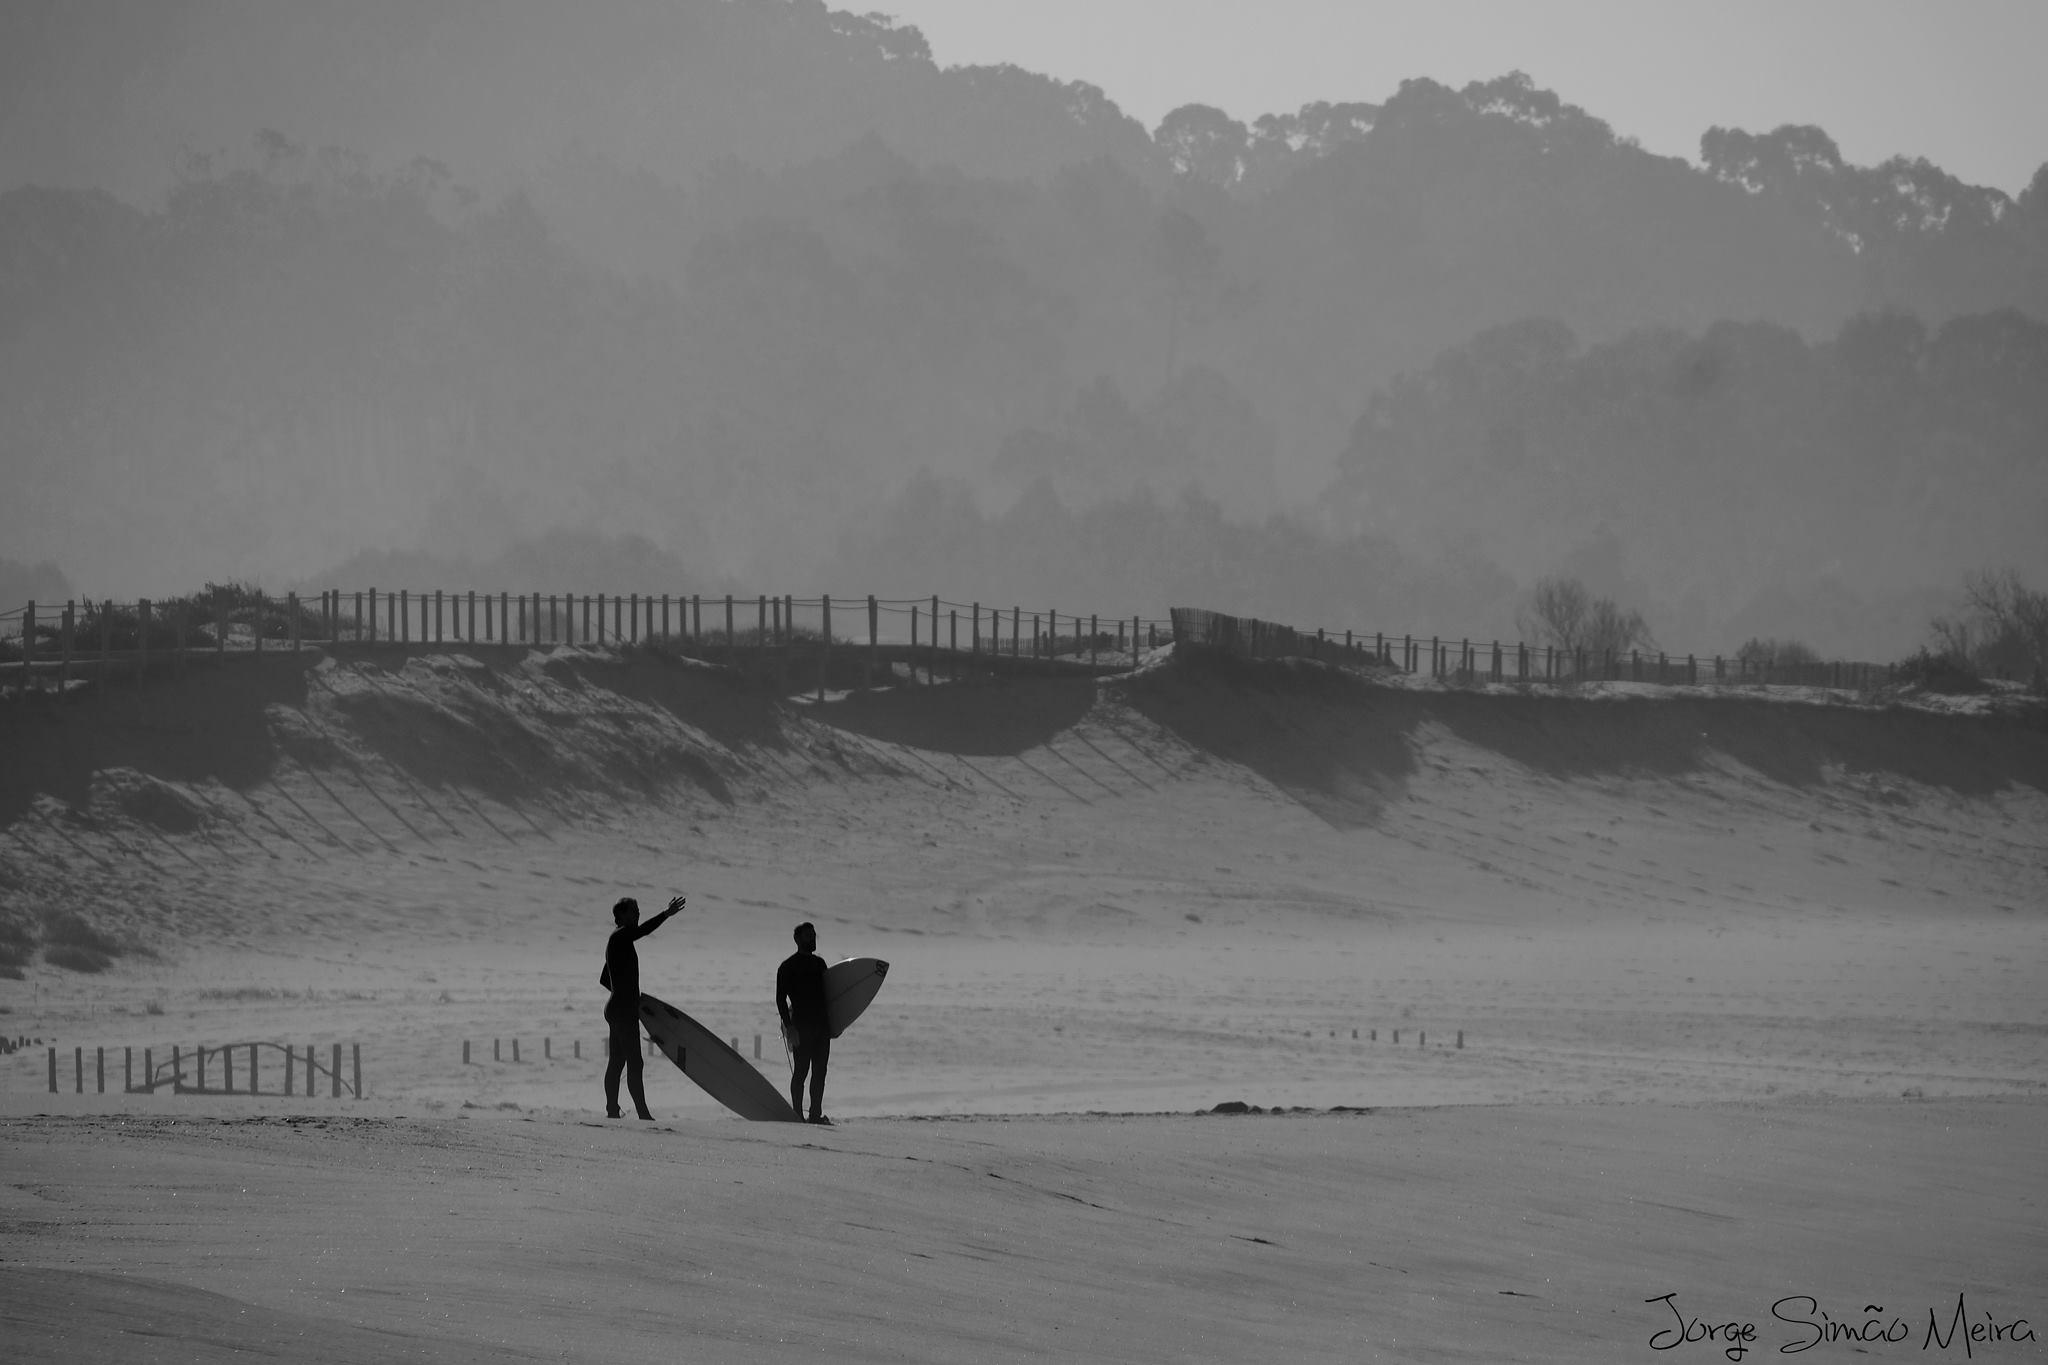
776,922,831,1124
601,894,684,1119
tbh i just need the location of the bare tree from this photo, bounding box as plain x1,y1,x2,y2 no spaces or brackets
1931,569,2048,684
1520,575,1654,655
1583,597,1655,658
1518,576,1589,651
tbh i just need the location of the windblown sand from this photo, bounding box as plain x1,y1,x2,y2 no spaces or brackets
2,647,2043,1361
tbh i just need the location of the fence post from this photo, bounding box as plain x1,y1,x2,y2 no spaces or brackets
125,1046,132,1092
332,1043,343,1098
692,594,701,646
145,1047,153,1092
47,1047,55,1093
286,1044,295,1092
821,594,832,701
96,1045,104,1093
59,601,74,689
971,603,980,660
867,596,878,688
354,1044,361,1098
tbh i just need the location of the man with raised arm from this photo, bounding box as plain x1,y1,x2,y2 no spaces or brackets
777,921,831,1125
601,894,684,1119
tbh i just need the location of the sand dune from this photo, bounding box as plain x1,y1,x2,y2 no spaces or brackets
2,644,2043,1359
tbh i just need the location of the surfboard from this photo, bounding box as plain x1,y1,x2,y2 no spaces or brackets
638,993,799,1122
824,958,889,1040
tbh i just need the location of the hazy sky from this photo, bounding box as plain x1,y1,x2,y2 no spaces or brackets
880,0,2048,195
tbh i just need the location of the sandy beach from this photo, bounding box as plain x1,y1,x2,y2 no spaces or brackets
3,645,2044,1360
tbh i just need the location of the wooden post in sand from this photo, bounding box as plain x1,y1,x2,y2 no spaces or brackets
286,1045,295,1092
820,594,831,701
332,1043,343,1098
354,1044,362,1098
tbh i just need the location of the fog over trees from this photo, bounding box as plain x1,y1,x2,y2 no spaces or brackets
3,0,2043,657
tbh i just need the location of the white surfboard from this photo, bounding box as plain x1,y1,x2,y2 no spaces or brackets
825,958,889,1040
638,993,799,1122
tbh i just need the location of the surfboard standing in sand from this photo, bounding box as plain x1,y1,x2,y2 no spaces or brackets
600,894,684,1120
638,994,800,1122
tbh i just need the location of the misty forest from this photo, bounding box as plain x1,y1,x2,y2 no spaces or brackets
4,0,2045,663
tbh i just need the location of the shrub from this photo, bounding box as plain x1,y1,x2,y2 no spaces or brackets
43,912,124,959
1736,637,1821,667
44,944,113,973
1891,647,1988,695
0,920,34,976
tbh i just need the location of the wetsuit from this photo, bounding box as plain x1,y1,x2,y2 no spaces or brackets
602,919,662,1118
777,949,829,1120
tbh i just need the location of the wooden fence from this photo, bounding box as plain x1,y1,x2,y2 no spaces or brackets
48,1042,363,1098
1169,607,1903,692
2,591,1913,698
0,592,1175,698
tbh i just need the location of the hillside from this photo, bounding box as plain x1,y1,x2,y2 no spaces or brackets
4,10,2044,646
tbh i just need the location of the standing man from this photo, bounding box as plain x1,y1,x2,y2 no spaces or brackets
601,894,684,1120
776,921,831,1125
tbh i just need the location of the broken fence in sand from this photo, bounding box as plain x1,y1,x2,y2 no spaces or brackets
464,1033,764,1065
1169,606,1906,692
48,1042,363,1098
